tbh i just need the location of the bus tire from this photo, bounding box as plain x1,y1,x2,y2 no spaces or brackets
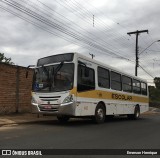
127,105,140,120
94,104,106,124
57,115,70,123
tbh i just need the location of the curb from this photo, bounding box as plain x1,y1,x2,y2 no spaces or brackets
142,112,160,115
0,114,56,127
0,119,54,127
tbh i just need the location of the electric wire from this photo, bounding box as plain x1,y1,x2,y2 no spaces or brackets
0,0,135,63
1,0,159,79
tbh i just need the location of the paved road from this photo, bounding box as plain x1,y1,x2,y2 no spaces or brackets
0,114,160,157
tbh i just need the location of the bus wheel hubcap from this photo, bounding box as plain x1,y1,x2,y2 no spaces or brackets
136,110,140,118
97,109,104,120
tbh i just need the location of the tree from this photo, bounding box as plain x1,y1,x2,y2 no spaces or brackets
149,77,160,103
0,53,14,65
154,77,160,89
149,86,160,102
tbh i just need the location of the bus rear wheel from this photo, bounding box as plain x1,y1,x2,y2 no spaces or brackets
127,105,140,120
57,115,70,123
94,104,106,124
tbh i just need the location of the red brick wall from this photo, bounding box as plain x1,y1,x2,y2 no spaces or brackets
0,63,33,114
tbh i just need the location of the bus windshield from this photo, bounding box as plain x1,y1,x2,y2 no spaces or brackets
32,63,74,92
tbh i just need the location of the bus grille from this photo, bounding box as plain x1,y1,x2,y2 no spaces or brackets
39,96,61,101
39,107,58,112
38,95,61,112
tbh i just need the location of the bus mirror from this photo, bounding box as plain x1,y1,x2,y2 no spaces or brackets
85,68,89,77
26,65,35,78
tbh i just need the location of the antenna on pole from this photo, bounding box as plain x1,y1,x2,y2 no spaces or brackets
93,15,94,27
89,53,95,59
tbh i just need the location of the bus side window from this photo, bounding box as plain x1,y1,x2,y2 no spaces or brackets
141,82,147,95
111,71,122,91
122,75,132,93
133,79,141,94
98,67,110,89
77,64,95,92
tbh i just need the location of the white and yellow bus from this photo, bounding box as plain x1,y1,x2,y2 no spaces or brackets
31,52,149,123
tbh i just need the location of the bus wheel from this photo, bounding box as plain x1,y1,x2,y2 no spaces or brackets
94,104,106,124
57,115,70,123
127,106,140,120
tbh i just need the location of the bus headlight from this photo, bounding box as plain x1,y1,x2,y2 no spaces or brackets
31,96,38,105
62,95,73,104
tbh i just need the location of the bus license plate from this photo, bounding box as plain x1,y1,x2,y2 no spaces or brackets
44,105,52,109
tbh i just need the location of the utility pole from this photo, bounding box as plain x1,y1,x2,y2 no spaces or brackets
127,30,148,76
89,53,95,59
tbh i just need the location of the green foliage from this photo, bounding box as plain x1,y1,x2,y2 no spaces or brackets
149,77,160,103
0,52,14,65
154,77,160,89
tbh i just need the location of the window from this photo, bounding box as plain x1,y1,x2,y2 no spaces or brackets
77,64,95,92
133,79,141,94
37,53,74,66
141,82,147,95
32,63,74,92
98,67,110,88
111,71,122,91
122,75,132,93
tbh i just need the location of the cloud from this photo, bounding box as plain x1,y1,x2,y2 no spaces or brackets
0,0,160,84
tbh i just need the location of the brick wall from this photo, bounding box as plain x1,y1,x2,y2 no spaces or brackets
0,63,33,114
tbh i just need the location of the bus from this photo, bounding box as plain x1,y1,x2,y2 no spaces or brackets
30,52,149,123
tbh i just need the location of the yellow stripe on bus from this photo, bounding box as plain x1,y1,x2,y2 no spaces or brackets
70,87,149,103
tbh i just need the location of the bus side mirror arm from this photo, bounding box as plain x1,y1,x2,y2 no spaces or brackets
26,65,35,78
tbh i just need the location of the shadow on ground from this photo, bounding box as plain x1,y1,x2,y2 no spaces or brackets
24,115,150,127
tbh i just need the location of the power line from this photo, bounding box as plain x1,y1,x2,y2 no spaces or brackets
0,0,135,63
35,0,132,58
55,0,136,53
1,0,159,79
139,64,154,78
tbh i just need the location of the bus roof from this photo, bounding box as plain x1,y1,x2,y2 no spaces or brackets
38,52,147,83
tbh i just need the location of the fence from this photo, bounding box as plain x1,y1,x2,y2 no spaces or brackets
0,62,33,114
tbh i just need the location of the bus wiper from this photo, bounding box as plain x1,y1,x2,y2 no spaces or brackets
49,61,64,91
54,61,64,76
42,65,49,78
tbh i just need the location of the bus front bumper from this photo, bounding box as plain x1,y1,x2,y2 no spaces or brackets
31,102,75,116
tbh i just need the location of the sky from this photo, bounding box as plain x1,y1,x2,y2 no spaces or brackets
0,0,160,85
